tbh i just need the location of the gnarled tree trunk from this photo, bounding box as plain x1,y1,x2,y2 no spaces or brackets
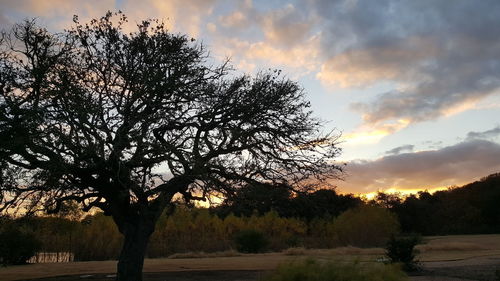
116,216,155,281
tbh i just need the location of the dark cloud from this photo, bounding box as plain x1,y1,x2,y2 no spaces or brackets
385,144,414,155
467,126,500,140
339,139,500,193
312,0,500,125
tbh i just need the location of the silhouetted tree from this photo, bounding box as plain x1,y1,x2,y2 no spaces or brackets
0,12,343,281
214,183,294,217
371,191,402,210
291,189,361,220
215,186,361,220
393,173,500,235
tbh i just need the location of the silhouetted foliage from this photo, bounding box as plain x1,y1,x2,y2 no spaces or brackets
291,189,362,220
393,173,500,235
234,229,269,253
0,12,342,280
0,225,41,265
385,234,421,272
215,186,361,220
215,183,294,217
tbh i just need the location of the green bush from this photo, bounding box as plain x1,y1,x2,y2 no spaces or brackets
385,235,421,271
234,229,268,253
262,258,407,281
0,227,41,265
331,205,400,247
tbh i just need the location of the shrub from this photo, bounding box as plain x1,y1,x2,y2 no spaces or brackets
262,258,407,281
385,235,421,271
331,205,400,247
234,229,268,253
0,227,41,265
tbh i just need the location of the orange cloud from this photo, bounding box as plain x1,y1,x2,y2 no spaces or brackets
336,139,500,194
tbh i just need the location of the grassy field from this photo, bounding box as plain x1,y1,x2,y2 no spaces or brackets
1,234,499,281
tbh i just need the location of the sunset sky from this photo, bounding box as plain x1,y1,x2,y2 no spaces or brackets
1,0,500,195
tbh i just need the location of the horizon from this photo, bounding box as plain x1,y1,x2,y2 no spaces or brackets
1,0,499,195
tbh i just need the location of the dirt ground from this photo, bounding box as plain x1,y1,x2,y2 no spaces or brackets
11,271,268,281
1,234,499,281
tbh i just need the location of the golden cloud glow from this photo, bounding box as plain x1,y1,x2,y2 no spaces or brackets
343,119,410,145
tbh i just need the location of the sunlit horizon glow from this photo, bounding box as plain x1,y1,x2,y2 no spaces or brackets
1,0,500,195
362,186,449,201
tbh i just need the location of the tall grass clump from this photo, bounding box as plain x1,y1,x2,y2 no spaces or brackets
262,258,407,281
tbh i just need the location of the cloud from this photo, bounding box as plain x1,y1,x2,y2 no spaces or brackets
219,11,248,29
210,2,320,76
121,0,218,37
467,125,500,140
0,12,10,29
3,0,500,140
209,0,500,136
385,145,414,155
342,118,410,145
260,3,315,47
216,35,321,74
0,0,219,37
206,22,217,33
0,0,116,30
317,36,437,88
312,0,500,128
338,139,500,194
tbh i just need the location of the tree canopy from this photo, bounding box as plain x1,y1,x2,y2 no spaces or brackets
0,12,342,280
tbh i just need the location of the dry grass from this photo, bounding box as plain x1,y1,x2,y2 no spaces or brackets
168,250,241,259
285,246,385,257
417,234,500,262
423,234,500,249
329,246,384,255
282,247,307,256
417,242,486,252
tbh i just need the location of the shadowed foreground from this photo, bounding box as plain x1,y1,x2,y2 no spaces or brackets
15,271,266,281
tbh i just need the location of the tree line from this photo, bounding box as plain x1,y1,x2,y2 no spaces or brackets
1,172,498,263
375,172,500,235
0,203,399,262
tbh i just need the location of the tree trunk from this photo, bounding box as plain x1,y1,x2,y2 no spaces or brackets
116,217,154,281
